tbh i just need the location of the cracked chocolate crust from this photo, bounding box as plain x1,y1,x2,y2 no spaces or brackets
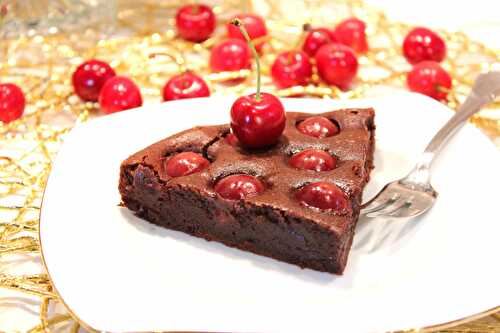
119,109,375,274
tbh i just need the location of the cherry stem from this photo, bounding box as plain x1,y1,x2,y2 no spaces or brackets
231,18,261,101
287,23,311,64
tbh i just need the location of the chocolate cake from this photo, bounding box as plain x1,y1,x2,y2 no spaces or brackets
119,109,375,274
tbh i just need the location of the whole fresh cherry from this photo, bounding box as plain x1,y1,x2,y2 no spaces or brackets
210,39,251,73
163,72,210,101
334,17,368,54
407,61,452,101
175,4,216,42
296,182,349,211
0,83,25,124
315,43,358,89
227,13,267,53
98,76,143,114
215,174,265,200
302,27,336,57
229,19,286,149
166,152,210,177
271,50,312,89
403,27,446,65
297,116,339,138
72,59,116,102
289,149,336,171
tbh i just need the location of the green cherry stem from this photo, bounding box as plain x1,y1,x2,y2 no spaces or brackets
231,18,261,101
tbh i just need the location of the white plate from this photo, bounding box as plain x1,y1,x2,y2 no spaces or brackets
40,93,500,333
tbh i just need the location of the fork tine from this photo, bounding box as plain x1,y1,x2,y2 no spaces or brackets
362,195,398,214
366,196,408,218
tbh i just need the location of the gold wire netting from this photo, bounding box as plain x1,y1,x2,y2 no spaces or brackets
0,0,499,331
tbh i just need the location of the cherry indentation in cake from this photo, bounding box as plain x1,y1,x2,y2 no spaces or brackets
165,152,210,177
297,116,339,138
215,174,265,200
225,133,240,146
289,149,337,171
296,182,349,211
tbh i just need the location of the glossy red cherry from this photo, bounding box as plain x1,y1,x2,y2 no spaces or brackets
210,39,251,73
231,93,286,148
403,27,446,65
302,28,336,57
227,13,267,53
0,83,25,124
289,149,336,171
215,174,265,200
407,61,452,101
175,4,216,42
72,59,116,102
315,43,358,89
229,18,286,149
296,182,349,211
297,116,339,138
334,18,368,54
271,50,313,89
98,76,143,114
165,152,210,177
162,72,210,101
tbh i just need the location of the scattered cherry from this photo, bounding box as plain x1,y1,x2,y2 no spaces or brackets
296,182,349,211
302,27,336,57
334,17,368,54
166,152,210,177
210,39,251,72
98,76,143,114
227,13,267,53
315,43,358,89
297,116,339,138
72,59,116,102
229,19,286,149
271,50,312,89
215,174,265,200
289,149,336,172
175,4,216,43
403,27,446,65
407,61,452,101
0,83,25,124
163,72,210,101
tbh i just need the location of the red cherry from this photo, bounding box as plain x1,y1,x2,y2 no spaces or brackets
297,116,339,138
214,174,265,200
165,152,210,177
271,51,313,89
403,27,446,65
0,83,25,124
315,43,358,89
231,93,286,148
296,182,349,211
210,39,251,73
334,18,368,54
175,4,216,42
227,14,267,53
289,149,336,171
302,28,336,57
98,76,143,114
72,59,116,102
162,72,210,101
407,61,452,101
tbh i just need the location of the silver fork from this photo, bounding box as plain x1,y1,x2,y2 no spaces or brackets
361,71,500,219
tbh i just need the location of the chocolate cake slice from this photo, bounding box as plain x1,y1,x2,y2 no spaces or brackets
119,109,375,274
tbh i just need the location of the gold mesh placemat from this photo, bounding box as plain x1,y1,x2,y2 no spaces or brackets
0,0,499,332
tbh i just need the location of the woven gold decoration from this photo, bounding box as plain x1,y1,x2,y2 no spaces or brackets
0,0,498,331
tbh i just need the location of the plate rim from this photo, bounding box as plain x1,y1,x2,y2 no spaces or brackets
38,94,500,333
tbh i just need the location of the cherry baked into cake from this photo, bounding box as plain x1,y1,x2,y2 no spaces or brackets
119,109,375,274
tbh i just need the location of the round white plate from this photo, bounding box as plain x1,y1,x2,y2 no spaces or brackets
40,92,500,333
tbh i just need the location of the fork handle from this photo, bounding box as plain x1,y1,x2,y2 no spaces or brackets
419,74,499,170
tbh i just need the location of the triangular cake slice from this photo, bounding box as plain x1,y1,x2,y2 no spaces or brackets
119,109,375,274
